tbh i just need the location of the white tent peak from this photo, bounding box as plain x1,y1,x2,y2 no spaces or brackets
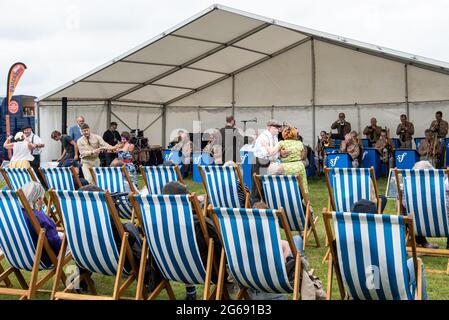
37,4,449,104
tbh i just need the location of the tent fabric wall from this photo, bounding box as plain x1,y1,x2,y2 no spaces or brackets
165,107,199,143
408,66,449,102
409,101,449,142
273,106,313,146
315,41,406,105
170,78,233,107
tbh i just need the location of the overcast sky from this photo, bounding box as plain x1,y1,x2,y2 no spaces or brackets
1,0,449,98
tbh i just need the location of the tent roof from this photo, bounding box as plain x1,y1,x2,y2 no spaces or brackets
37,4,449,104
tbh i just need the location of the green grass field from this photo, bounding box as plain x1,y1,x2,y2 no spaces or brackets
1,175,449,300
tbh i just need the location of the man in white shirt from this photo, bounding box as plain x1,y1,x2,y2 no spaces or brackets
23,125,45,184
251,119,286,202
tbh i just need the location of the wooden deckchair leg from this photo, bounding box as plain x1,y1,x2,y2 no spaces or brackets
135,239,148,300
293,251,302,300
326,254,333,300
27,230,46,299
51,237,68,300
322,248,330,263
215,250,226,300
148,280,166,300
236,287,247,300
166,281,176,300
311,217,321,248
112,233,129,300
13,269,29,290
203,239,214,300
446,258,449,275
303,209,310,251
416,259,423,300
0,264,12,288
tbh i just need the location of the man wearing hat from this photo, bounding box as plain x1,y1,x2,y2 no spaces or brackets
23,125,45,184
250,119,287,202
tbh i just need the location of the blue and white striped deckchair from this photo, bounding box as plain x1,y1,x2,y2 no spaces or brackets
1,168,37,191
324,211,423,300
199,165,248,208
255,175,320,249
50,190,140,300
397,169,449,273
210,207,302,300
325,167,379,212
132,194,215,300
0,190,67,299
90,166,135,220
40,167,80,191
140,165,184,195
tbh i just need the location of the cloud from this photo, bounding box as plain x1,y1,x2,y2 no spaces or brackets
1,0,449,98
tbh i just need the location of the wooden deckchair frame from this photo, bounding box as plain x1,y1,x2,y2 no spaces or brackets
322,166,380,264
208,206,302,300
130,193,219,300
323,209,422,300
0,189,71,299
198,165,251,218
139,165,185,192
395,168,449,274
49,190,143,300
253,173,320,250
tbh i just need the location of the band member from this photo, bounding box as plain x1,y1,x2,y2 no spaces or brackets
340,132,360,168
429,111,448,168
396,114,414,149
363,118,382,147
430,111,449,139
418,129,441,168
375,129,395,169
331,113,351,140
315,131,334,174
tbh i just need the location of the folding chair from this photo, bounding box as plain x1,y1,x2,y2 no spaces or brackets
39,166,81,191
209,207,302,300
396,168,449,274
199,165,249,211
322,167,380,263
324,167,380,212
0,167,38,191
140,165,184,194
254,174,320,250
0,190,71,299
323,210,423,300
49,190,142,300
90,166,136,220
131,193,217,300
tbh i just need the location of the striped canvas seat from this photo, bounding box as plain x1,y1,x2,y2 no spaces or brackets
41,167,76,191
329,168,373,212
141,166,181,194
134,194,207,284
213,207,293,293
200,166,242,208
332,212,414,300
91,167,133,219
2,168,35,191
259,175,306,231
401,169,449,237
0,190,52,271
54,190,121,275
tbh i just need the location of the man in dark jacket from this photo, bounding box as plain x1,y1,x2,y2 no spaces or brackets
219,116,244,163
102,122,121,166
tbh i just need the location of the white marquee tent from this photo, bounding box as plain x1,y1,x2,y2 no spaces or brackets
37,4,449,162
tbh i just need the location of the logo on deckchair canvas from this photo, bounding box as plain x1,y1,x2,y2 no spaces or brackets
240,153,248,163
329,156,340,167
362,151,368,161
365,265,380,290
397,153,407,163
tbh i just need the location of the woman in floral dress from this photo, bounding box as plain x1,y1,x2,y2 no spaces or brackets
116,131,137,187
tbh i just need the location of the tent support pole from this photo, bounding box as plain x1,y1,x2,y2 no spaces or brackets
62,97,67,135
110,110,132,131
36,101,40,136
106,100,111,128
142,112,163,132
162,105,166,147
405,64,410,118
231,75,235,117
311,38,317,150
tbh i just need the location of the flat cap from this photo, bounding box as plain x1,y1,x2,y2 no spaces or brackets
266,119,282,127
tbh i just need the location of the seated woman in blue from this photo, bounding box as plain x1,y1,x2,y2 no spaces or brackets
21,181,62,266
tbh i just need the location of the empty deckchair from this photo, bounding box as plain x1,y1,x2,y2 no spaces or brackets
140,165,184,194
323,210,423,300
254,174,320,250
49,190,142,300
39,166,81,191
209,207,302,300
199,165,249,210
131,193,216,300
1,167,37,191
0,190,71,299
